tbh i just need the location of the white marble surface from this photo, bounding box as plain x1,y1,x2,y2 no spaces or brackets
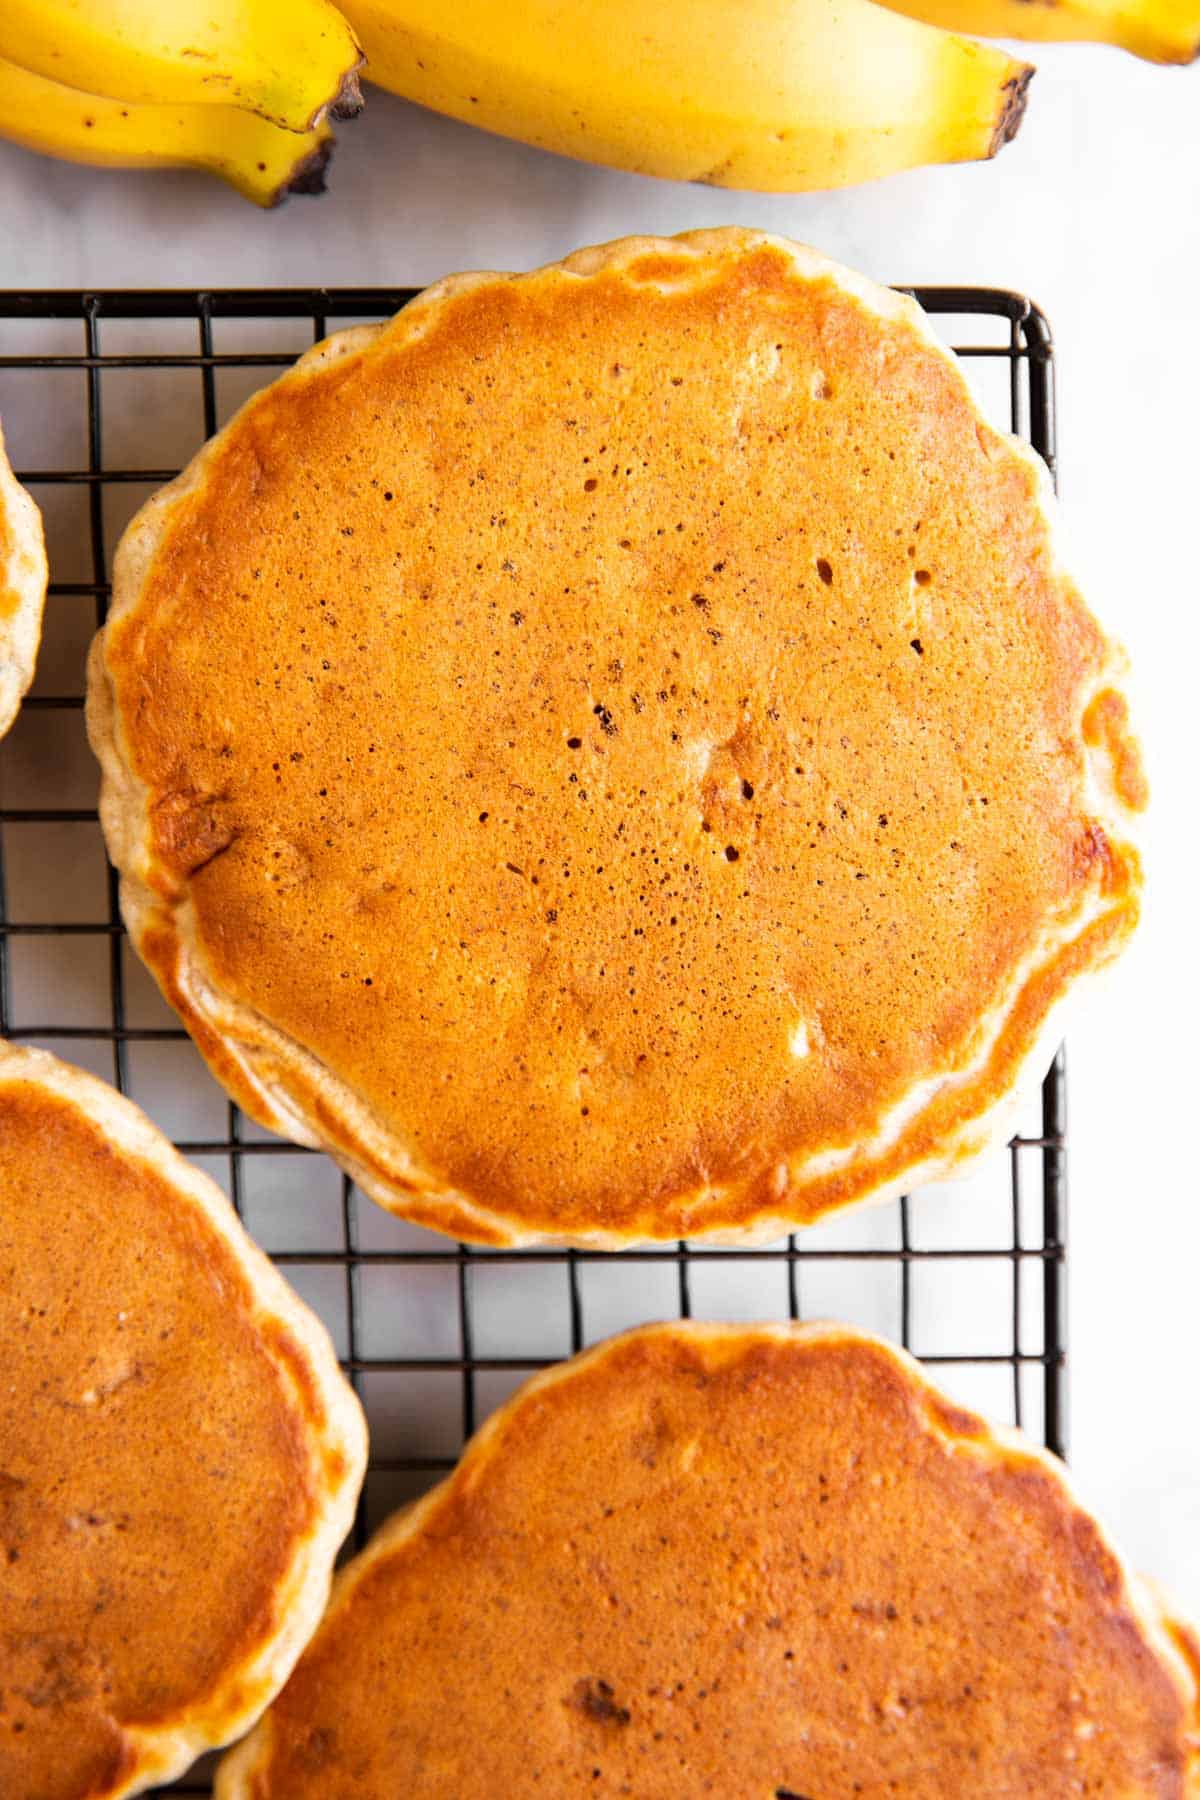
0,51,1198,1612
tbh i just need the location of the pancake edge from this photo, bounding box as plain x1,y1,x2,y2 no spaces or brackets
0,417,48,742
87,228,1145,1249
214,1319,1200,1799
0,1040,368,1800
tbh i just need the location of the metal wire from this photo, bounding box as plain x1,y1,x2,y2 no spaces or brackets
0,287,1066,1795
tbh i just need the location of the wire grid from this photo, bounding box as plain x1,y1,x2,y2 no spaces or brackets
0,286,1065,1794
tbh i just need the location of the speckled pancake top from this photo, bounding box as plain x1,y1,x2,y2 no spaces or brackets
92,230,1144,1246
217,1323,1200,1799
0,1048,366,1800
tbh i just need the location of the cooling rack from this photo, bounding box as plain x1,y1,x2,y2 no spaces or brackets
0,286,1065,1795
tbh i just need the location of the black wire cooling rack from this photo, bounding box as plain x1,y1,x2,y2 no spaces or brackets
0,285,1066,1793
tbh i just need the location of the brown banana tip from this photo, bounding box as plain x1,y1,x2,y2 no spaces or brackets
272,137,334,206
991,64,1034,155
328,63,365,121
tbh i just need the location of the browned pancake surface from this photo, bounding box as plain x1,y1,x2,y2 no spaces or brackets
0,498,20,620
0,418,46,739
101,235,1142,1241
0,1079,320,1798
220,1325,1198,1798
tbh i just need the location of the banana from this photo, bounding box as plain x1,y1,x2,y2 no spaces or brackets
872,0,1199,61
338,0,1033,190
0,57,334,206
0,0,362,134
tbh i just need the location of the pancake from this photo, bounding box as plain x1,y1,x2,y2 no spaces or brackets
0,1042,367,1800
0,418,47,740
216,1321,1200,1799
87,229,1145,1248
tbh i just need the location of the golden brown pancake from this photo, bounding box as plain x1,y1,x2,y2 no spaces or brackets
0,417,47,740
88,229,1145,1248
217,1321,1200,1800
0,1043,367,1800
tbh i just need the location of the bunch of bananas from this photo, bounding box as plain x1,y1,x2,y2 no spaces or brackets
0,0,1194,204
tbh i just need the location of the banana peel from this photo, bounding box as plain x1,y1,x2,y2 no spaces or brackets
0,0,363,134
0,0,1194,204
339,0,1033,190
0,57,335,207
873,0,1200,61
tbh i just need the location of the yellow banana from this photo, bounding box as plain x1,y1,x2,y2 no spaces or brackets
0,0,362,134
873,0,1199,61
0,57,334,206
339,0,1032,190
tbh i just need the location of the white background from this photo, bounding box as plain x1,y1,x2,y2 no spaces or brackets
0,52,1197,1609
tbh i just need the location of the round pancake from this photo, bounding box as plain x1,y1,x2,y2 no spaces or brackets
0,418,47,740
217,1321,1200,1800
0,1043,367,1800
88,229,1145,1248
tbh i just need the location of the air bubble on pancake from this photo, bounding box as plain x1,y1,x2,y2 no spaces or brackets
66,1512,110,1532
816,558,833,586
790,1010,826,1059
77,1358,140,1407
262,834,312,892
682,736,715,783
901,567,933,649
878,1684,911,1720
811,370,833,401
746,342,782,381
